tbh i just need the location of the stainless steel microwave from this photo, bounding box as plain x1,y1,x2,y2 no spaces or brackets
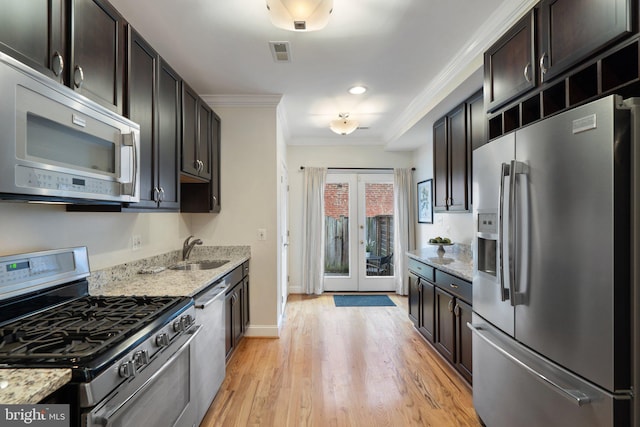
0,52,140,204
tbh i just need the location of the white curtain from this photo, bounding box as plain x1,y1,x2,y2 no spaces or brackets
393,168,416,295
301,167,327,295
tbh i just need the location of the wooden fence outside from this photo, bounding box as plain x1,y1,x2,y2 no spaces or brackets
324,215,393,274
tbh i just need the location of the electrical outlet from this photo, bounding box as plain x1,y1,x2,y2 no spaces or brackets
257,228,267,241
132,235,142,250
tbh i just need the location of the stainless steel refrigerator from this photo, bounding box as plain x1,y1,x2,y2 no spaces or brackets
470,94,638,427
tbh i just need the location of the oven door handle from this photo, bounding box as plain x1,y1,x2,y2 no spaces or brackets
94,325,201,427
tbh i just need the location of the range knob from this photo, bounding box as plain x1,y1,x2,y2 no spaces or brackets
181,314,194,328
173,318,184,332
133,350,149,368
156,333,170,347
118,360,136,378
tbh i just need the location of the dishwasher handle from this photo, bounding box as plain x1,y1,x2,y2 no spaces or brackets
195,285,228,309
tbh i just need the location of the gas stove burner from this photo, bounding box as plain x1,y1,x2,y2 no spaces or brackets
0,295,186,364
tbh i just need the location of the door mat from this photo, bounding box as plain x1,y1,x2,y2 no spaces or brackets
333,295,396,307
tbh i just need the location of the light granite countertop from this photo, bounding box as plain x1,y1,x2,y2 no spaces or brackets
89,245,250,297
407,244,473,282
0,369,71,404
3,246,250,404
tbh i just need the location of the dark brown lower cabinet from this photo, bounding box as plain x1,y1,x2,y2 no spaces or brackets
225,265,250,361
419,280,435,343
435,287,456,363
408,259,472,384
408,272,420,327
455,299,473,383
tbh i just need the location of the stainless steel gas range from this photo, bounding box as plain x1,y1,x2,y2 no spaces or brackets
0,247,200,427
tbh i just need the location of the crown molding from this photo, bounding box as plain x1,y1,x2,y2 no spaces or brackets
384,0,538,144
201,94,283,108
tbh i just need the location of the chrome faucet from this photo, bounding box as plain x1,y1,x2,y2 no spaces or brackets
182,235,203,261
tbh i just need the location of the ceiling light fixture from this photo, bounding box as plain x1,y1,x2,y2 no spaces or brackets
329,113,359,135
348,85,367,95
266,0,333,31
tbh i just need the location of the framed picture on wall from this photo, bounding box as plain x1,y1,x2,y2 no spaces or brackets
417,179,433,224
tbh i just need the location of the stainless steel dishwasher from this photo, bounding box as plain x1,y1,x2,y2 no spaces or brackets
193,265,243,424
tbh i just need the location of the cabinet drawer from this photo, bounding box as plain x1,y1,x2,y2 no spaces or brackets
435,270,471,303
408,258,434,281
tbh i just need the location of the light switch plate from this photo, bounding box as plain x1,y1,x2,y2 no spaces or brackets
257,229,267,241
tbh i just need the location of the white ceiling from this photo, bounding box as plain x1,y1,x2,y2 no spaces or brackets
108,0,533,150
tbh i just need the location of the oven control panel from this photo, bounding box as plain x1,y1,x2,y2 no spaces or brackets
0,247,90,299
0,252,71,283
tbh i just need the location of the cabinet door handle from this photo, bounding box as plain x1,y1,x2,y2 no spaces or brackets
450,283,459,289
523,62,532,82
539,52,549,80
73,65,84,88
52,51,64,77
159,187,165,202
448,300,454,313
212,195,217,208
152,187,160,202
454,304,460,317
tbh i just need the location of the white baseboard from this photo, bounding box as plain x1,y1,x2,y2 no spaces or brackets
288,285,303,294
245,324,280,338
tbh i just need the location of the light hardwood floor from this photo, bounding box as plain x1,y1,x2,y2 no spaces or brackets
200,293,482,427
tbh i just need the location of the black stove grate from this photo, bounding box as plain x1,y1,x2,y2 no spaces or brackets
0,295,182,363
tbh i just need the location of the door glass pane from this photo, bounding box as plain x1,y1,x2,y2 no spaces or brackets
365,183,394,277
324,182,349,276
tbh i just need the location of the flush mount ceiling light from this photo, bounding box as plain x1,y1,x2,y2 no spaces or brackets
330,113,359,135
266,0,333,31
348,85,367,95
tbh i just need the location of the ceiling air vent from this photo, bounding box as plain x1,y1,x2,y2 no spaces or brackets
269,41,291,62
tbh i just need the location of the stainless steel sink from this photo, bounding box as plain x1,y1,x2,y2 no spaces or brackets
169,259,229,271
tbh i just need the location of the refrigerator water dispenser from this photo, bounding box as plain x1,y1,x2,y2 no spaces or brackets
477,213,497,276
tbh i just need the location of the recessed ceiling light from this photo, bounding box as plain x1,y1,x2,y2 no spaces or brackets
348,85,367,95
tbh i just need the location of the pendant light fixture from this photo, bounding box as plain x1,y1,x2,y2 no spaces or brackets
266,0,333,31
330,113,359,135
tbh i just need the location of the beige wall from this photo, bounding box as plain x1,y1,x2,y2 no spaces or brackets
0,203,189,270
191,105,281,337
286,144,413,293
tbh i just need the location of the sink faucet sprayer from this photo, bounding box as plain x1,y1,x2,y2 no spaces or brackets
182,235,203,261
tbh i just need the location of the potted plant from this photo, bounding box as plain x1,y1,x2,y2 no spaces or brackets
365,239,375,257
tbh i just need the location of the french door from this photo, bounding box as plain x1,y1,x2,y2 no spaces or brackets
323,173,395,292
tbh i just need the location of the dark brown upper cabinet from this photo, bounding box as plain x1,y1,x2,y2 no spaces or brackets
484,10,537,113
485,0,635,114
126,27,180,211
71,0,125,114
181,109,221,213
538,0,634,82
182,83,212,181
0,0,67,84
156,59,182,210
433,103,469,212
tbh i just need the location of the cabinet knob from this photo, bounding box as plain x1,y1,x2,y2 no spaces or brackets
52,51,64,77
73,65,84,88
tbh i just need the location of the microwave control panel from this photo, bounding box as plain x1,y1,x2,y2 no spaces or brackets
15,165,120,197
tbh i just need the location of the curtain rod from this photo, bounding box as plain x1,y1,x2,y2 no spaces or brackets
299,167,415,171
